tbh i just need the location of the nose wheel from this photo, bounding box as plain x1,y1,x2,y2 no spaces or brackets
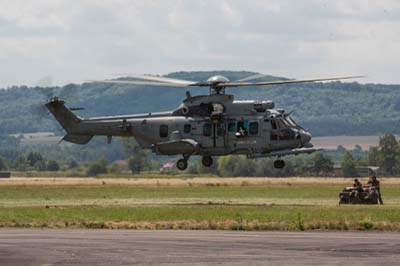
274,159,285,169
202,156,213,167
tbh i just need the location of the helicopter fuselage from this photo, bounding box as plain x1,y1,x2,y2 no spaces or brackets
46,92,314,171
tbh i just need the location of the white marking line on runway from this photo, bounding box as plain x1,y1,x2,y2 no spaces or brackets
116,231,400,241
0,230,399,242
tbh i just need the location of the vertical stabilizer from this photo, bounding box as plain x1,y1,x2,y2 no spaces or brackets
45,97,81,133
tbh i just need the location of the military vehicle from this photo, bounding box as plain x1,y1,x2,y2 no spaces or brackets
339,187,379,205
46,73,361,170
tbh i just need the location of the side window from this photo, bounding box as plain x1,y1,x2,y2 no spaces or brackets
249,122,259,135
159,125,168,138
203,123,212,136
228,122,236,132
184,124,191,134
243,121,249,130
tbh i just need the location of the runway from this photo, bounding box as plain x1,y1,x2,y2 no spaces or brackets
0,229,399,266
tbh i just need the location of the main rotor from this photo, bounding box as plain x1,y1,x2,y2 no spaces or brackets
90,73,363,96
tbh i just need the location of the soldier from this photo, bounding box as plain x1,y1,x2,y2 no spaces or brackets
367,175,383,204
236,121,248,138
350,178,363,199
353,179,363,192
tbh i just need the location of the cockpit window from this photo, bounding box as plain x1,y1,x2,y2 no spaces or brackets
271,117,298,131
285,116,297,127
277,118,288,129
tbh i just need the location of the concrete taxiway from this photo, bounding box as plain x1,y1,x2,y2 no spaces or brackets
0,229,399,265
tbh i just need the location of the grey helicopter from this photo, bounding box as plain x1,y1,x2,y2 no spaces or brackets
46,73,361,170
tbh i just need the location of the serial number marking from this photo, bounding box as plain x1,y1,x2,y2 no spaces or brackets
236,140,257,145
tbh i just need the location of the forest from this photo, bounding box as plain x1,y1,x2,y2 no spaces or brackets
1,71,400,136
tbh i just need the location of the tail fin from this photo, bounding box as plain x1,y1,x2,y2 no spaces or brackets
45,97,81,133
46,97,93,145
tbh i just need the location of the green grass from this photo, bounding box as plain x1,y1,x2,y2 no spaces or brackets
0,182,400,230
1,184,399,206
11,171,218,178
2,184,350,200
0,205,399,230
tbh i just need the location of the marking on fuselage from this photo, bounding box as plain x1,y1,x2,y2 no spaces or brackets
236,140,257,145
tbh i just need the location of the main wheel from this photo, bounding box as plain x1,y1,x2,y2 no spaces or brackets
274,160,285,169
202,156,213,167
176,159,188,171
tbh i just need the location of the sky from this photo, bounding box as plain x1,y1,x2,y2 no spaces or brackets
0,0,399,88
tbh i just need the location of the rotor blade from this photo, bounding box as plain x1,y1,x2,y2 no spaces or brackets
220,76,364,88
119,74,197,86
88,79,191,87
235,73,275,82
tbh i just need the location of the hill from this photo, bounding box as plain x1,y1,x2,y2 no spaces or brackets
1,70,400,136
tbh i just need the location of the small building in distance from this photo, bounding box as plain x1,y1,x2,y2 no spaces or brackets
0,171,11,178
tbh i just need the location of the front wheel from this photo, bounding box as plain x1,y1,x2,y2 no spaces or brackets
202,156,213,167
176,159,188,171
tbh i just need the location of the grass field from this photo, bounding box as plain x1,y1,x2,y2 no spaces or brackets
0,177,399,231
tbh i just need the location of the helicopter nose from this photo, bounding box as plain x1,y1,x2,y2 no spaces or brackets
301,131,312,144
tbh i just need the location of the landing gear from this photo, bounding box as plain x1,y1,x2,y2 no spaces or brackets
176,159,188,171
202,156,213,167
177,154,191,171
274,159,285,169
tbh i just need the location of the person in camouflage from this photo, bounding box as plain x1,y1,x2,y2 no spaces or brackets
353,179,363,192
367,175,383,204
350,178,363,199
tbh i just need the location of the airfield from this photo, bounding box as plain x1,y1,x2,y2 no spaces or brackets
1,176,400,230
0,175,400,265
1,176,400,265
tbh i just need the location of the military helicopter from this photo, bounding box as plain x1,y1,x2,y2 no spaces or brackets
46,73,361,170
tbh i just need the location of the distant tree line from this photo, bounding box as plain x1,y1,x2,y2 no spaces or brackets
0,132,399,178
2,71,400,136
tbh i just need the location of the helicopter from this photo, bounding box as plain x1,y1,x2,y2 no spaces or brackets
46,73,361,170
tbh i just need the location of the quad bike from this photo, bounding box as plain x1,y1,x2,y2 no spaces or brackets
339,186,378,205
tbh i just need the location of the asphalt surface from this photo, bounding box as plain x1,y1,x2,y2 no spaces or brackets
0,229,399,266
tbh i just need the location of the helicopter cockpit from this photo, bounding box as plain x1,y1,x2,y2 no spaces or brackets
267,112,311,146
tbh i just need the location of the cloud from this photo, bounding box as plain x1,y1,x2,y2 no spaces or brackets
0,0,399,88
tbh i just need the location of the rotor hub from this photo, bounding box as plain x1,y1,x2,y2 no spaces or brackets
206,75,230,95
206,75,230,83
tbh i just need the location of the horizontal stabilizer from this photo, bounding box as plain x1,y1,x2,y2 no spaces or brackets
248,147,322,159
62,134,93,145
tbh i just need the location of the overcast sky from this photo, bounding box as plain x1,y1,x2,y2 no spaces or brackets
0,0,399,88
